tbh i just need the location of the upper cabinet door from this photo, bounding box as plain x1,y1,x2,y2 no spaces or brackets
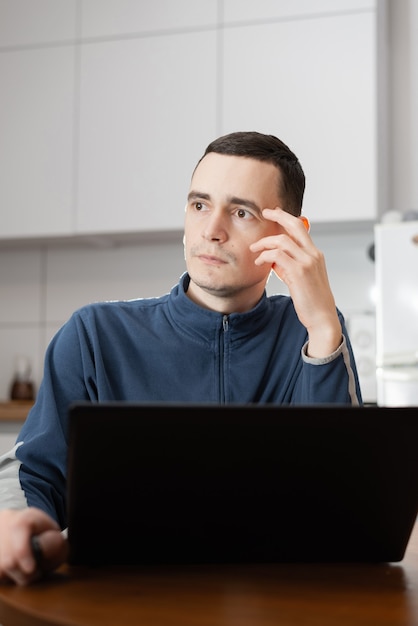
76,30,218,235
221,3,378,224
0,46,76,238
80,0,217,38
223,0,376,22
0,0,77,239
0,0,77,46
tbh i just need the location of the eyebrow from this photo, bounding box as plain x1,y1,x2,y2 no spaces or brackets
187,191,263,215
187,191,210,203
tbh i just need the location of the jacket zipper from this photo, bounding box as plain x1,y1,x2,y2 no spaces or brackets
219,315,229,403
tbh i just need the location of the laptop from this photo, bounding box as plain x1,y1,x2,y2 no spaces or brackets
66,403,418,566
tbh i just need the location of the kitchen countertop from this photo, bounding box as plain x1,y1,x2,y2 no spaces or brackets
0,401,34,422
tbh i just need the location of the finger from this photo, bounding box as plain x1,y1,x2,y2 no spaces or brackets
1,565,41,587
0,509,61,582
255,251,302,286
271,262,286,283
19,511,60,569
7,531,67,585
250,212,310,255
251,233,302,260
263,208,311,235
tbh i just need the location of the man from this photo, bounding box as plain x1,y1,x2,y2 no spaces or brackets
0,131,362,585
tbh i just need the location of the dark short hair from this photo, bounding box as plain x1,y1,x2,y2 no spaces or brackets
197,131,305,217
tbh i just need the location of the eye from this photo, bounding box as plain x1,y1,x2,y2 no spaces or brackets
236,207,253,219
194,201,207,211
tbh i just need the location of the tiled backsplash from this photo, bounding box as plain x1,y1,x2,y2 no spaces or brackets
0,226,376,402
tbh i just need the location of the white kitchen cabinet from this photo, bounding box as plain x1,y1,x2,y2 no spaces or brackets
80,0,217,38
0,0,77,240
0,0,77,47
74,0,218,235
76,31,217,234
0,46,75,238
223,0,376,22
0,0,382,242
221,9,378,223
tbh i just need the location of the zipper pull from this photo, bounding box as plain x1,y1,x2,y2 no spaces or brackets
223,315,229,332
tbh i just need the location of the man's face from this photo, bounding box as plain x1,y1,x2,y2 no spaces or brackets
184,152,284,304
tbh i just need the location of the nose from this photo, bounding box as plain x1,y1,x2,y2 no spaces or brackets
202,210,228,242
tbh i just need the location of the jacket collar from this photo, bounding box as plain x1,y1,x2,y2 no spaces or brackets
167,272,273,342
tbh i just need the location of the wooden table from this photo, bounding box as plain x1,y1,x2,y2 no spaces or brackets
1,523,418,626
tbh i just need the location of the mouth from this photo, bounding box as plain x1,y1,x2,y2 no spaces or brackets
196,253,228,266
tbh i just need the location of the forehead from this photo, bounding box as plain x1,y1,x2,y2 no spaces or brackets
191,153,281,204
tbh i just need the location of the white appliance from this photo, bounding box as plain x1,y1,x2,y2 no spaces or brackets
374,220,418,406
347,312,377,404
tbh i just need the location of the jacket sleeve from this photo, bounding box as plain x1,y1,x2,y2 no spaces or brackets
298,311,363,405
0,310,95,528
0,444,28,509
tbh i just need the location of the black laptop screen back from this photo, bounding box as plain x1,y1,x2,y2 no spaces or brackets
66,403,418,566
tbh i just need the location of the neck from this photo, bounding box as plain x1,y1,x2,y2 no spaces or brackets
185,277,265,314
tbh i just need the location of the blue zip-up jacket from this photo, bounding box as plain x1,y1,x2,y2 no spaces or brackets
0,273,361,528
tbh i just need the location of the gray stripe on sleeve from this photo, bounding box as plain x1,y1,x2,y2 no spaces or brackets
0,442,28,510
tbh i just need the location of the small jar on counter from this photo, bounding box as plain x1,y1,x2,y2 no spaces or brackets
9,355,35,402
